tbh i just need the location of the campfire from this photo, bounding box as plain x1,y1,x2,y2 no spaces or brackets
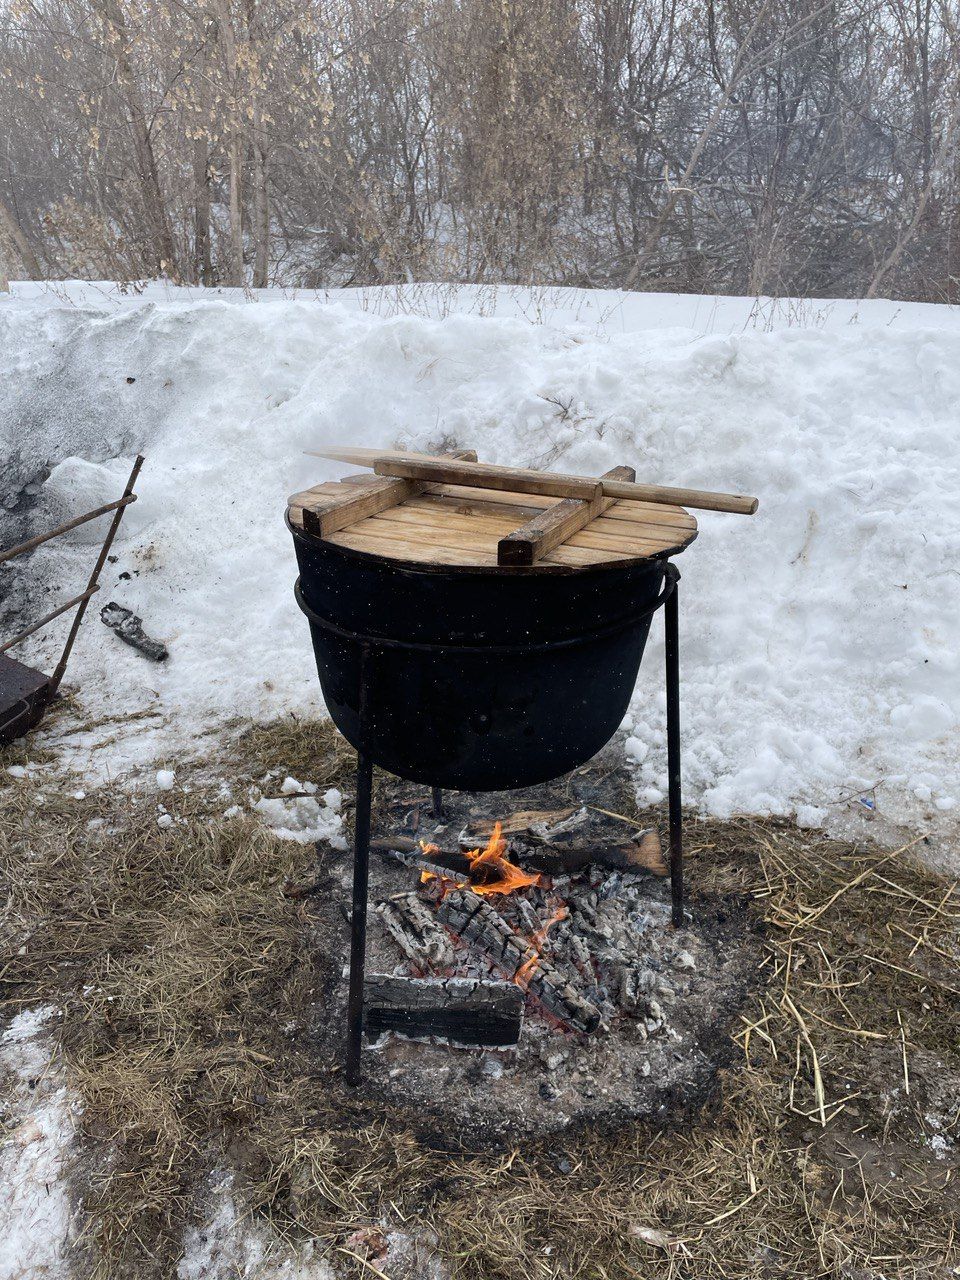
365,807,677,1046
322,774,761,1147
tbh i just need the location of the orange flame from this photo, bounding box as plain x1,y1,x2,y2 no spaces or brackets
419,822,542,898
467,822,542,896
514,904,568,990
515,952,540,990
531,903,568,949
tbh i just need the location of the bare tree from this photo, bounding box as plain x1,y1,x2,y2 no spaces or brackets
1,0,959,299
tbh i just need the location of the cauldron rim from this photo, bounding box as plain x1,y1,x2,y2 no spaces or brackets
286,512,682,578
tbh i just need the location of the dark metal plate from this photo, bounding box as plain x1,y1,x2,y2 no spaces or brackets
0,653,53,746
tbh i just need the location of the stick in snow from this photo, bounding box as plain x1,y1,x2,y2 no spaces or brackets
100,603,168,662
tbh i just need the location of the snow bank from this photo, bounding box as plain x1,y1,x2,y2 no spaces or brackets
0,1007,78,1280
1,284,958,833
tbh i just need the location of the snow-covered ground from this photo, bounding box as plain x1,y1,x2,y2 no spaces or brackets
1,282,958,841
0,1007,78,1279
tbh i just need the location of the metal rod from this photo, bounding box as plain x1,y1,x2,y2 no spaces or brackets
665,568,684,927
0,495,137,566
431,786,444,819
345,750,373,1085
0,586,100,655
49,455,144,693
345,646,374,1086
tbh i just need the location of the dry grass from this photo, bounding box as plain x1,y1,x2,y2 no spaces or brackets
2,721,959,1279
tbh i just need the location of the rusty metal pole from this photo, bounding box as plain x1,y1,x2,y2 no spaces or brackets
0,496,137,567
49,455,144,694
0,586,100,656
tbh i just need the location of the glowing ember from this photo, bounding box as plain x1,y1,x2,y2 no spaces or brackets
515,952,540,990
531,904,568,950
514,904,568,991
420,821,542,898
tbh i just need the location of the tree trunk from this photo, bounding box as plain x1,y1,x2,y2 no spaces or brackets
215,0,245,287
251,124,270,287
98,0,178,279
0,196,42,280
192,32,214,285
193,140,213,286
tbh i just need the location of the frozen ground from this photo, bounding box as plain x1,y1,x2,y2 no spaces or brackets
0,1007,78,1279
1,282,958,843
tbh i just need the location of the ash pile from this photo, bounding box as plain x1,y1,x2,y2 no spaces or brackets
312,771,762,1145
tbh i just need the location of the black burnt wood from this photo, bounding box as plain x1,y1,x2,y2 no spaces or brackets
364,974,523,1046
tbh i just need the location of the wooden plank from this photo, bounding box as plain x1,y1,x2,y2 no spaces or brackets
591,513,696,540
374,454,602,501
288,481,370,529
374,496,690,543
422,482,556,510
310,446,758,514
328,524,682,569
567,526,696,554
364,975,524,1047
419,485,698,530
371,503,522,536
293,449,477,536
330,517,636,566
303,476,421,536
601,499,697,528
329,528,502,567
412,491,546,522
366,500,694,554
498,465,634,566
344,515,501,551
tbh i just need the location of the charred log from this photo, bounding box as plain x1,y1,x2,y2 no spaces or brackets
100,602,168,661
462,810,667,877
375,892,455,970
370,838,508,887
372,825,666,878
364,975,523,1046
437,888,602,1034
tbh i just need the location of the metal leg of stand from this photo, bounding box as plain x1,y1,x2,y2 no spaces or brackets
431,786,444,819
665,571,684,927
345,651,374,1086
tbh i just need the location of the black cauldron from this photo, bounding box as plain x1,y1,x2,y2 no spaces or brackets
289,518,672,791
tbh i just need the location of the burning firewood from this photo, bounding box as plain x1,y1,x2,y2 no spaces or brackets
372,818,667,881
421,822,542,897
463,809,668,877
437,888,602,1034
364,975,523,1046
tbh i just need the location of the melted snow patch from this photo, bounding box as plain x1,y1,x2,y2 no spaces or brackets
0,1007,79,1280
179,1174,335,1279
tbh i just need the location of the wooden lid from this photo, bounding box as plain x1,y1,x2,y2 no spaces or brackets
288,475,697,572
